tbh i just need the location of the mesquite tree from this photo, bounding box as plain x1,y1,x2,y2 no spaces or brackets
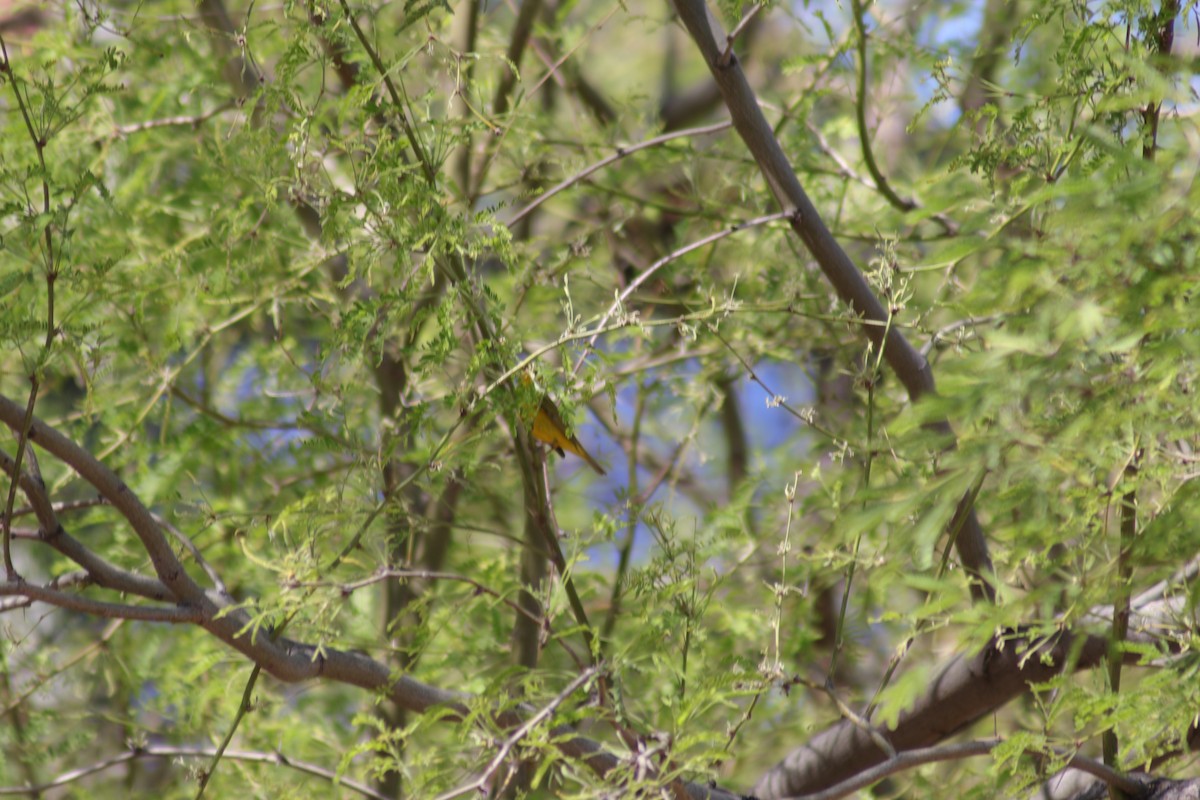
1,0,1197,798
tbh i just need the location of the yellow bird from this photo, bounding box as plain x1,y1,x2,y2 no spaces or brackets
523,376,606,475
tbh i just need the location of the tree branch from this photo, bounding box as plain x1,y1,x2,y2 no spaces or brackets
773,738,1145,800
336,0,438,185
667,0,995,600
0,580,201,622
0,744,391,799
848,0,916,215
433,667,601,800
754,631,1110,797
508,121,732,227
0,393,738,800
0,446,173,602
754,548,1197,800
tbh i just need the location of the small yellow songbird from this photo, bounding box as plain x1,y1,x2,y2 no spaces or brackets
523,375,606,475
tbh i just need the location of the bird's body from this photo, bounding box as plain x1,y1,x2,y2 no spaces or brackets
529,394,606,475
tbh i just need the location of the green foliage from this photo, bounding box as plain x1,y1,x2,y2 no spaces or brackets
1,0,1197,797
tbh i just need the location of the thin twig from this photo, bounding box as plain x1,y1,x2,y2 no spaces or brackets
169,385,354,448
920,314,999,358
0,619,122,716
432,667,601,800
793,675,896,759
110,102,235,138
195,663,263,799
1,389,40,580
805,120,877,190
632,396,713,506
571,211,793,375
600,377,647,644
478,297,764,407
8,497,107,521
719,3,763,66
533,455,598,663
0,744,389,799
152,511,230,597
336,0,436,184
301,568,586,669
468,1,622,202
710,329,840,442
0,447,60,546
508,121,732,226
848,0,915,214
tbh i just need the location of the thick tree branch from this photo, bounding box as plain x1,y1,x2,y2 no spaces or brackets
667,0,995,600
754,632,1110,798
660,5,764,131
0,581,201,622
0,396,204,603
755,552,1197,800
0,447,172,601
777,737,1144,800
0,571,87,612
0,393,736,799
